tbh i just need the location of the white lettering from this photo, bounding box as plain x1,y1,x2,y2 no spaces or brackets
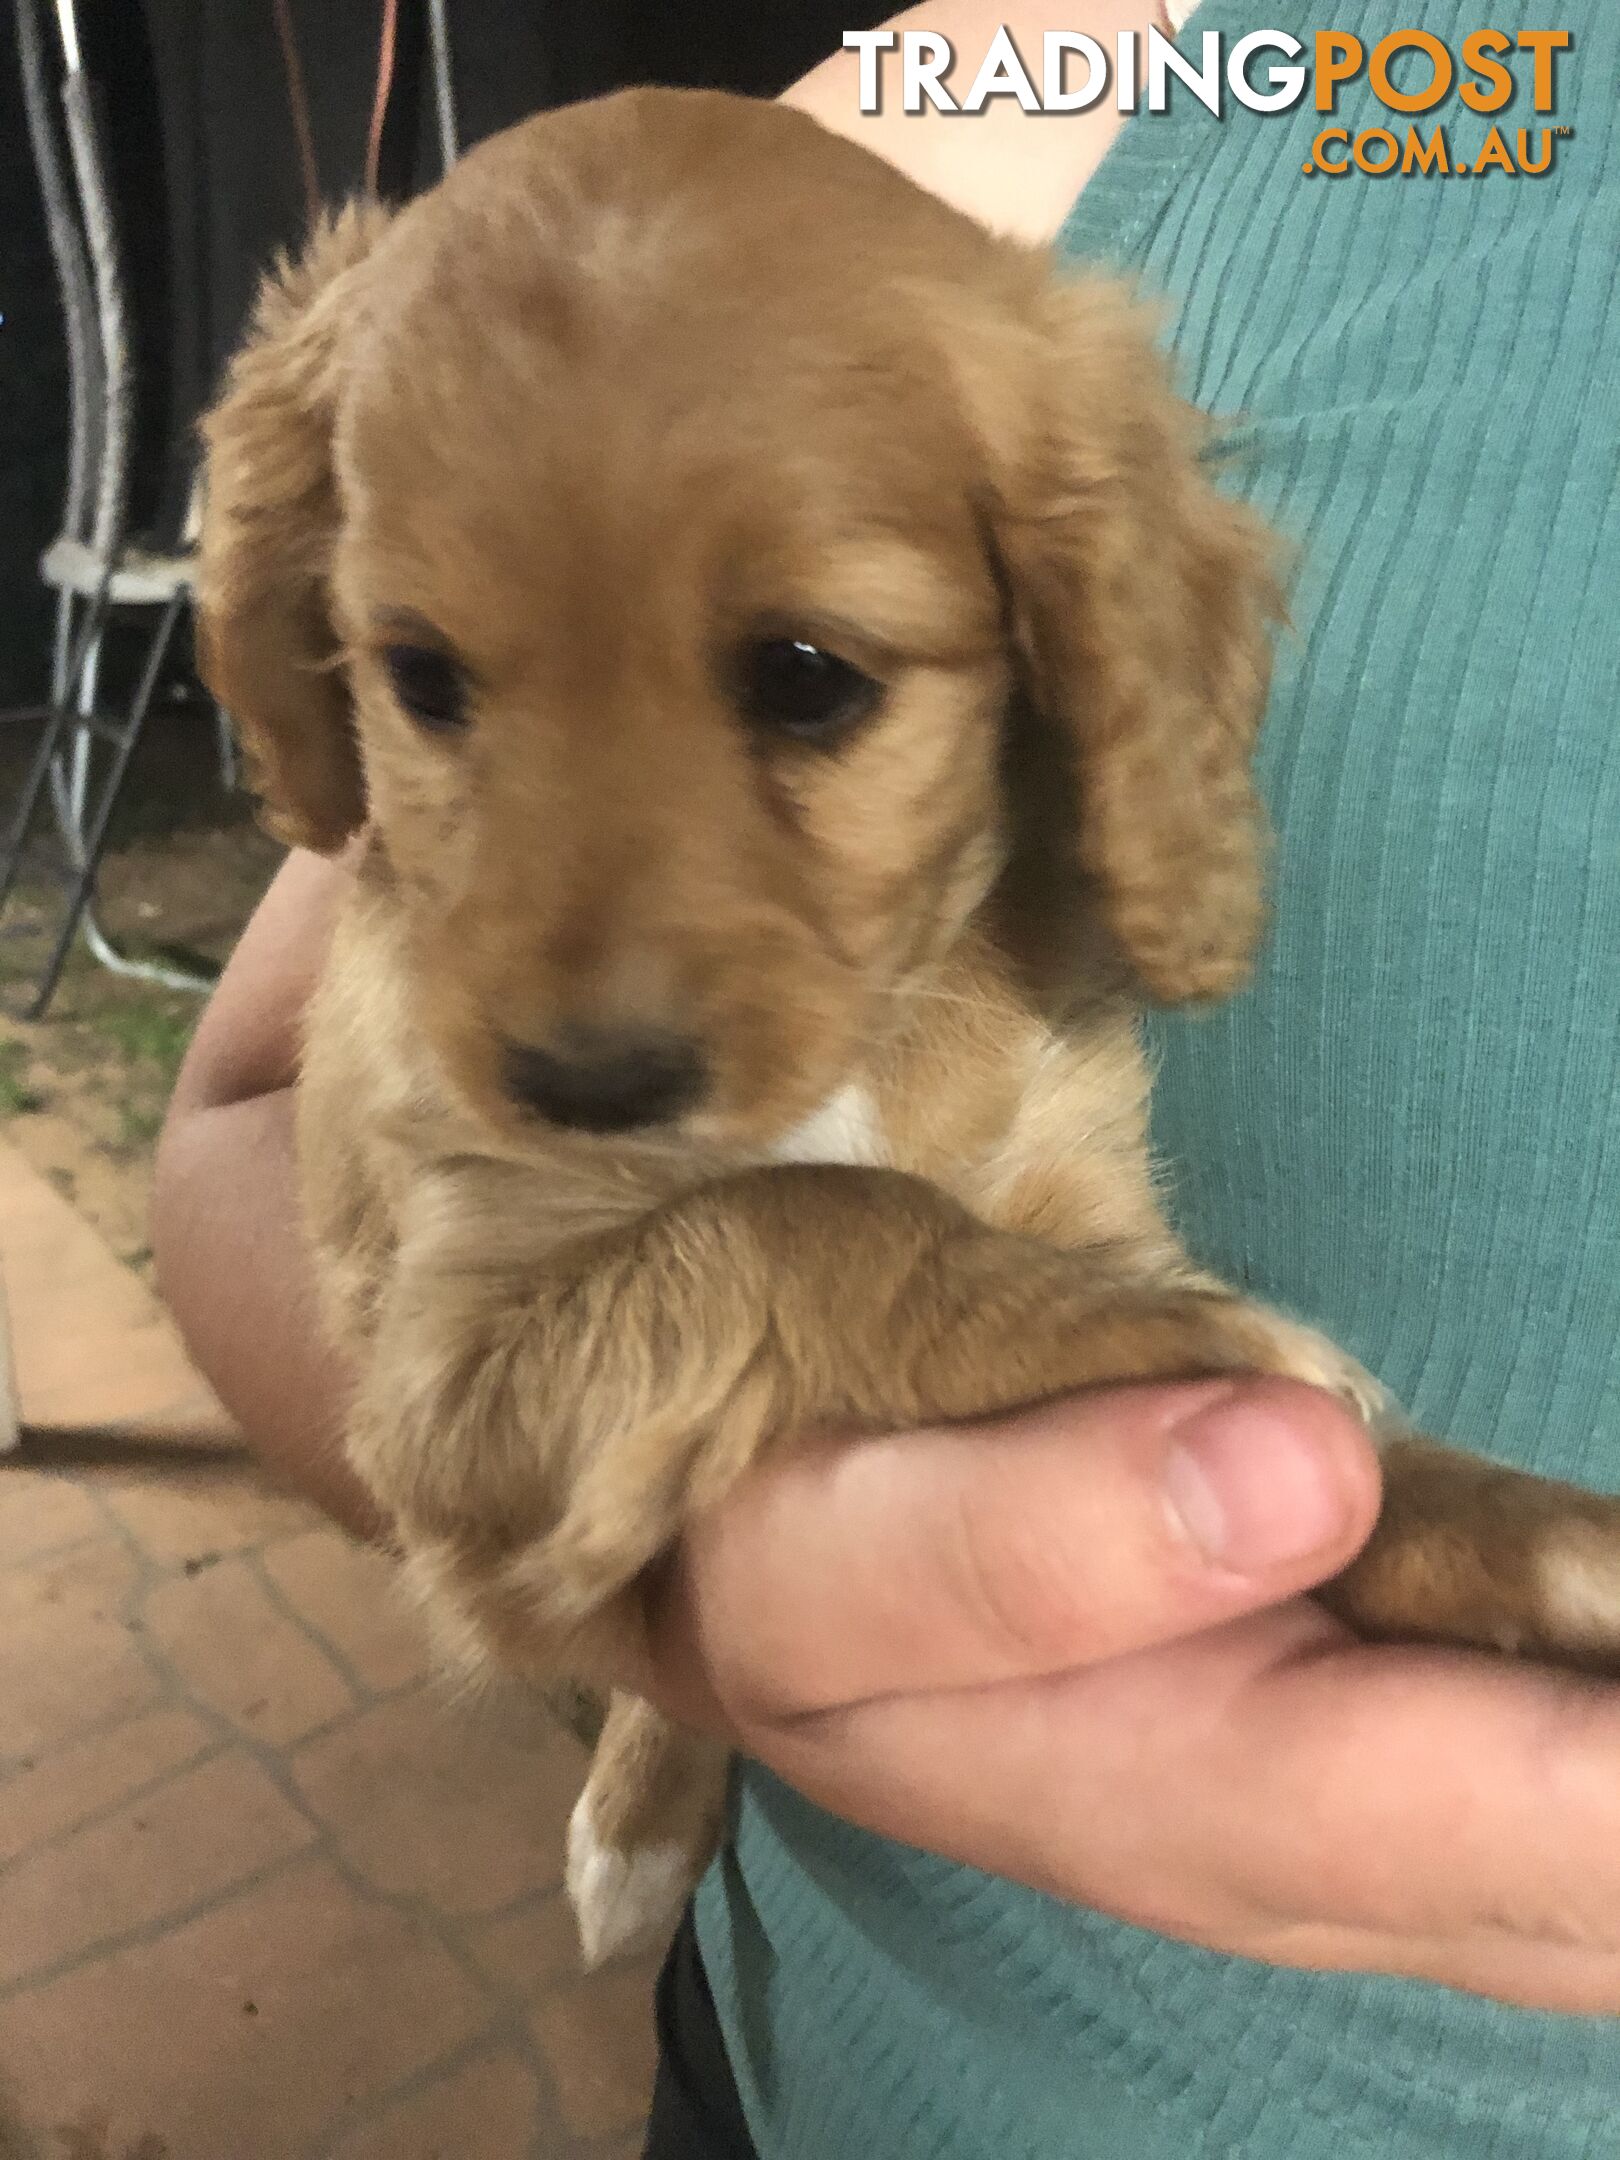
842,29,895,114
903,30,957,113
1228,30,1307,113
1116,28,1138,111
962,24,1041,112
1146,27,1222,114
1043,31,1108,113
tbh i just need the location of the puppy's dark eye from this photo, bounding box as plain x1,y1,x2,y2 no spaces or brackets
381,643,469,734
735,638,880,745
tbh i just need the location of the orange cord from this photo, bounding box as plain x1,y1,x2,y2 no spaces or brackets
364,0,400,197
271,0,321,225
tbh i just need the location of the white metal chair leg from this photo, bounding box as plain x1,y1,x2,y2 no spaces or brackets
40,619,217,999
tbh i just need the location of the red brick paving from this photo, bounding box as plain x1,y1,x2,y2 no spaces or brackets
0,1140,660,2159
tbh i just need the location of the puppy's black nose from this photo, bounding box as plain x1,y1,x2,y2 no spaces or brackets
500,1027,707,1133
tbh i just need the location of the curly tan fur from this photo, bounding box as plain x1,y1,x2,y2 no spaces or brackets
197,201,392,850
198,88,1620,1964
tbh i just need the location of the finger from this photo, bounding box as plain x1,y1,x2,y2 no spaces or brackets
761,1608,1620,2013
656,1378,1381,1725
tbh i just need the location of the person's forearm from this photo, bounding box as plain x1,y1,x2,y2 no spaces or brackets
152,845,384,1541
152,1082,382,1540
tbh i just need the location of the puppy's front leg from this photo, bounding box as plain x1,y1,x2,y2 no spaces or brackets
1318,1437,1620,1674
350,1159,1363,1681
566,1694,729,1965
351,1157,1319,1962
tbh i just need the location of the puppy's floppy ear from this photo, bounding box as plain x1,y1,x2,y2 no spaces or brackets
196,202,392,852
987,273,1280,1006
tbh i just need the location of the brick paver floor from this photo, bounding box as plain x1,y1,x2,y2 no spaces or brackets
0,1140,659,2160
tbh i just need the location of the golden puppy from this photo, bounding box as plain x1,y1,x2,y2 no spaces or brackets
198,87,1620,1963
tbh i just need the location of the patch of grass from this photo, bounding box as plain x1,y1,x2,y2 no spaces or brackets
116,1101,166,1152
0,1040,44,1117
86,1000,196,1088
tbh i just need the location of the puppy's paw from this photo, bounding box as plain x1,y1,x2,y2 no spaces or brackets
1533,1524,1620,1675
566,1784,695,1967
1319,1436,1620,1676
1232,1309,1393,1432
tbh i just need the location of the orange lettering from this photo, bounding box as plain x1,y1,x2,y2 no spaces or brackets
1517,128,1555,175
1369,31,1453,114
1401,125,1451,174
1352,127,1401,174
1460,30,1513,113
1517,30,1570,114
1314,31,1364,112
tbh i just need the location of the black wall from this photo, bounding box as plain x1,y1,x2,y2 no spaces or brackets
2,19,71,710
0,2,889,712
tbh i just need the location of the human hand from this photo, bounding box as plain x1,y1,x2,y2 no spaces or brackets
640,1379,1620,2014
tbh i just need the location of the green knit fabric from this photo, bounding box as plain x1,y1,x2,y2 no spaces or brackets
697,5,1620,2152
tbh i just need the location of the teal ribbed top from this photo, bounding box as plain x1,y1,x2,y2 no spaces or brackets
698,6,1620,2152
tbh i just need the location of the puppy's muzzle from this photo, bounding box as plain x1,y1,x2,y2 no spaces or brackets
500,1026,708,1133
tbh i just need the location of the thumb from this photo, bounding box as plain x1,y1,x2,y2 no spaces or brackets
655,1379,1382,1728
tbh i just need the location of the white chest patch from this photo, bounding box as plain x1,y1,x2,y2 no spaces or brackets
768,1082,888,1168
